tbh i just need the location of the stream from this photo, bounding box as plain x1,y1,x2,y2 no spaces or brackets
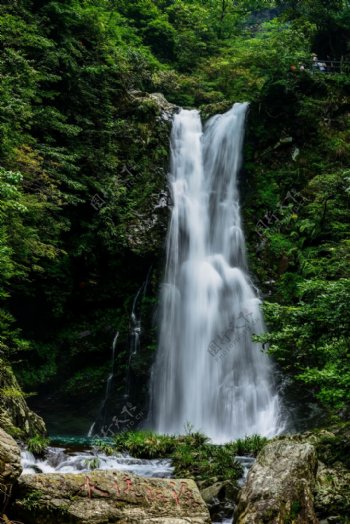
21,447,173,477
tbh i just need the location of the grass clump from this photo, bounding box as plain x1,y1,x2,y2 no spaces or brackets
27,434,49,457
172,440,243,485
92,440,116,456
112,430,177,459
106,430,268,488
233,434,268,456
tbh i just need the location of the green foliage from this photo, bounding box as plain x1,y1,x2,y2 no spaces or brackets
82,457,101,470
256,177,350,413
172,439,242,485
27,435,50,457
201,18,314,102
111,430,178,458
62,366,110,397
248,90,350,415
21,489,45,511
314,423,350,469
0,387,25,399
0,0,170,399
233,434,269,456
287,500,302,521
107,430,267,487
92,440,115,456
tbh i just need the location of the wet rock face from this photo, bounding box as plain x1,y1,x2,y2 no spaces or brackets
236,439,318,524
200,481,238,522
12,469,211,524
0,427,22,511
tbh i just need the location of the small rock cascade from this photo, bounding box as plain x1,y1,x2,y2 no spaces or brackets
87,331,119,437
21,446,173,478
87,269,152,437
125,268,152,399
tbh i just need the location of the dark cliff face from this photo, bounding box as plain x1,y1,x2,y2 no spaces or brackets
245,7,283,26
21,92,178,434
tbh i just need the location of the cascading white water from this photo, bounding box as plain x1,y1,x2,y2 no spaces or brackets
21,447,173,478
150,103,282,442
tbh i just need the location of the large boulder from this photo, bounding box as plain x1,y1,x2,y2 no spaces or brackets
236,439,318,524
12,469,211,524
0,427,22,511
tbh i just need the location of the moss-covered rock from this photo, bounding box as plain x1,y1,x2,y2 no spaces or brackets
306,425,350,523
0,359,46,439
12,469,210,523
128,91,178,120
236,439,318,523
314,462,350,523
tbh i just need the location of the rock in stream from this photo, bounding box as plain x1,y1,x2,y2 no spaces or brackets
235,438,319,523
12,469,211,524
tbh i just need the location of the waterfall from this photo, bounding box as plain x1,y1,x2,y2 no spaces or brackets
150,103,282,442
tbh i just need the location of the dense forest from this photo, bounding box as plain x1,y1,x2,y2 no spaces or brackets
0,0,349,437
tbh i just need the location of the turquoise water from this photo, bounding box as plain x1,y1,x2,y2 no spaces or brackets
49,434,114,448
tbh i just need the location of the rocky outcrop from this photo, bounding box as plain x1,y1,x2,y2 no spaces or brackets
12,469,211,524
113,90,177,257
128,90,178,121
315,462,350,522
200,481,237,522
0,427,22,511
236,439,318,524
310,426,350,522
0,359,46,438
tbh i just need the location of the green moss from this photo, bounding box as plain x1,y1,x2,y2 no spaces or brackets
0,387,25,399
289,500,302,520
21,489,45,511
314,424,350,469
